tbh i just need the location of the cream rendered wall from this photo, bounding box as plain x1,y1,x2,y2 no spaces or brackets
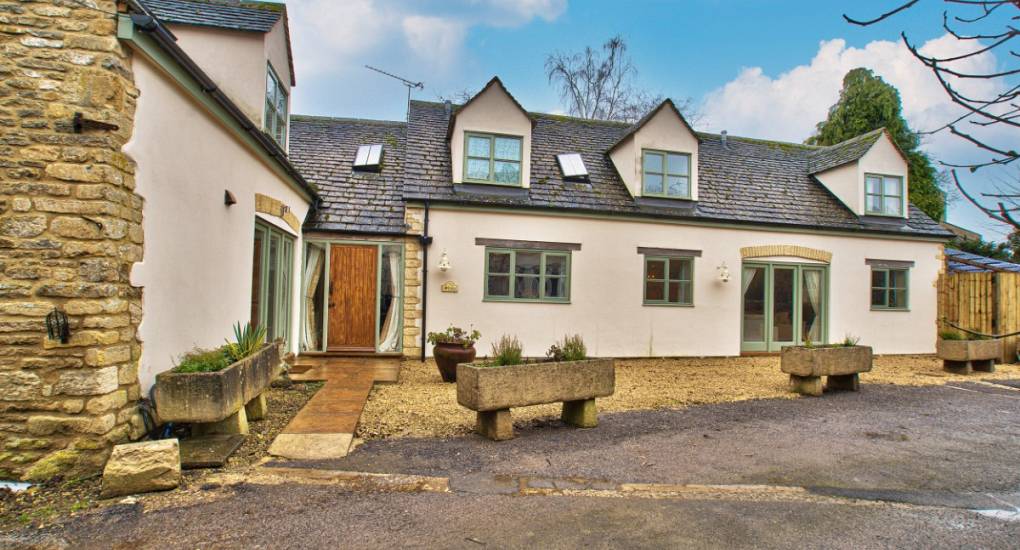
609,107,700,199
450,85,532,186
814,133,909,217
125,55,311,392
425,208,943,358
165,24,277,130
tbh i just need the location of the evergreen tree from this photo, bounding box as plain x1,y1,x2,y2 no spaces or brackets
807,68,945,221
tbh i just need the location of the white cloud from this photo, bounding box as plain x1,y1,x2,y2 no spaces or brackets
699,34,1015,240
401,15,467,71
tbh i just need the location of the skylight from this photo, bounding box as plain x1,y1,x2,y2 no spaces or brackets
557,153,588,180
353,144,383,170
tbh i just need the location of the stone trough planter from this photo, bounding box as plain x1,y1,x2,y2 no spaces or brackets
154,342,282,435
937,339,1001,374
780,345,873,397
456,359,615,440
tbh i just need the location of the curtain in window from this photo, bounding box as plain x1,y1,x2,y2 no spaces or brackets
742,267,755,296
803,270,822,341
302,245,324,351
378,248,402,352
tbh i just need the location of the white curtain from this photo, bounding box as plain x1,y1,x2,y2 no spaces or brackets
379,250,402,352
803,271,822,341
302,246,324,351
742,267,756,297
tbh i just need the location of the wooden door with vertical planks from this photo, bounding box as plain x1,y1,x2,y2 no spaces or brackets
327,245,377,350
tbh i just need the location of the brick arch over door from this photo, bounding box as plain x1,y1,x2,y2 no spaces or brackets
740,245,832,264
255,193,301,233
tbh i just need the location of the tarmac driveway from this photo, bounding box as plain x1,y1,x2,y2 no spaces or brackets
7,381,1020,549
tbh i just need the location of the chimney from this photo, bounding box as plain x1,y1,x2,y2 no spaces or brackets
721,130,728,148
444,100,452,118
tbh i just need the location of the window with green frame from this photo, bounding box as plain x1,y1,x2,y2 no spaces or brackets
464,132,523,185
644,256,693,305
264,64,288,146
485,248,570,302
642,150,691,198
871,268,908,310
252,221,294,344
865,174,904,216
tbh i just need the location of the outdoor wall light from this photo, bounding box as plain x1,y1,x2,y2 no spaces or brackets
717,262,731,283
438,250,451,272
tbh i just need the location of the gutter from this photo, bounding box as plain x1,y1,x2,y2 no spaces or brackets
419,201,432,363
120,7,318,203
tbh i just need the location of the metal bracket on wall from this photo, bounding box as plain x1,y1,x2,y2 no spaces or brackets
73,112,120,134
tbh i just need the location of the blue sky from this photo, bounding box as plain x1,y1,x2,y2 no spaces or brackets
283,0,1015,241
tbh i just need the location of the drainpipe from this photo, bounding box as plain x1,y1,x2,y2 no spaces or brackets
419,201,432,362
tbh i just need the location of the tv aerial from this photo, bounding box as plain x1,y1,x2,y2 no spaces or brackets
365,65,424,118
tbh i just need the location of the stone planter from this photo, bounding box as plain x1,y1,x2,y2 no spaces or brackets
937,339,1001,374
457,359,615,440
780,345,873,396
154,342,282,434
433,342,476,383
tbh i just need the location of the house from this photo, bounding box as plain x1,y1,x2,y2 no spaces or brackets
0,0,315,479
289,78,953,360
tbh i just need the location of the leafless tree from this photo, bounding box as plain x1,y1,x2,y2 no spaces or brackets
545,36,698,124
843,1,1019,228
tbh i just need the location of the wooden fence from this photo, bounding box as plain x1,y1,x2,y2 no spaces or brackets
938,271,1020,363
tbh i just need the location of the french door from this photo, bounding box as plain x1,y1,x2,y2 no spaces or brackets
741,262,827,352
252,221,294,345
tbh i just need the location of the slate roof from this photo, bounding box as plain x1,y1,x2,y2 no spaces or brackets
142,0,282,33
401,100,951,239
290,116,407,234
806,128,886,174
946,248,1020,273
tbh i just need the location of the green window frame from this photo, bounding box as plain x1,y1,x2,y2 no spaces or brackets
464,132,523,186
253,220,294,345
871,268,909,310
484,248,570,303
643,256,694,306
642,149,691,199
264,63,288,146
864,174,904,216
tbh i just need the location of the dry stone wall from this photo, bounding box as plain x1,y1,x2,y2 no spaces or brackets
0,0,145,480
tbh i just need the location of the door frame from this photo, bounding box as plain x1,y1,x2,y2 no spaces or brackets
301,238,405,353
740,260,829,352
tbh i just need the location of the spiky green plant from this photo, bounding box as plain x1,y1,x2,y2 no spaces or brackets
547,334,588,362
489,334,524,366
224,322,266,362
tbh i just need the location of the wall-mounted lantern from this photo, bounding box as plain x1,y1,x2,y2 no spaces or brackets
717,262,731,283
438,250,451,272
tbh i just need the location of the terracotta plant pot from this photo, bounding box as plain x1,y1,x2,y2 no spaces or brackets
433,342,476,382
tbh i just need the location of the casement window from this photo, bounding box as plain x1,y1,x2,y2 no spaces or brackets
644,256,694,306
642,150,691,199
264,64,288,146
865,174,904,216
871,268,908,310
465,132,523,185
252,220,294,345
484,248,570,302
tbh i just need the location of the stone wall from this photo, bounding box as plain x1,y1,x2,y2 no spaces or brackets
403,207,424,358
0,0,145,480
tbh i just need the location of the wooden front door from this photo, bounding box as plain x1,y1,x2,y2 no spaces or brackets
327,245,377,350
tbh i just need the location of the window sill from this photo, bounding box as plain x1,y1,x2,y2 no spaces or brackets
462,178,523,187
642,302,694,308
871,307,910,312
483,298,571,305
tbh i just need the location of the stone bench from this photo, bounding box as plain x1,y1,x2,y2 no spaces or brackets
456,359,615,440
780,345,873,397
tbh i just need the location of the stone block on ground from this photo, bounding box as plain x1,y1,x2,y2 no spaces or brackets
179,435,245,469
826,373,860,392
788,374,823,397
561,398,598,428
192,408,249,436
244,392,268,421
100,439,181,498
476,409,514,441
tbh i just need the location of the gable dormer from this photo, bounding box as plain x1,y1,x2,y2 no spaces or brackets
810,129,910,219
608,99,701,201
448,77,533,188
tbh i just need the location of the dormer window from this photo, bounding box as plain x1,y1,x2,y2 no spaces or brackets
642,150,691,199
556,153,589,181
865,174,904,216
264,63,288,147
353,144,383,171
465,132,523,186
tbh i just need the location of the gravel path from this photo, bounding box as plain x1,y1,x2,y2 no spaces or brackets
358,355,1020,439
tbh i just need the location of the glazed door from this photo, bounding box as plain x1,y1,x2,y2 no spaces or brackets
327,245,377,350
741,263,827,352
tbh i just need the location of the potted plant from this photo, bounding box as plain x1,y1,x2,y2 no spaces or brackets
937,329,1002,374
427,325,481,382
780,334,873,396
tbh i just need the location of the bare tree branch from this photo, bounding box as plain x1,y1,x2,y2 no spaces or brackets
844,0,920,25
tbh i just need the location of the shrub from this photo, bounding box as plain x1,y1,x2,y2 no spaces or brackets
427,325,481,348
840,334,861,347
224,322,266,362
174,347,231,373
547,334,587,362
939,329,964,341
489,334,524,366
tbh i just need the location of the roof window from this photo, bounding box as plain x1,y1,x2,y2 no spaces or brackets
353,144,383,171
556,153,588,181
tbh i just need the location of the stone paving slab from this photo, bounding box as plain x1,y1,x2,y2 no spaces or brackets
180,435,245,469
